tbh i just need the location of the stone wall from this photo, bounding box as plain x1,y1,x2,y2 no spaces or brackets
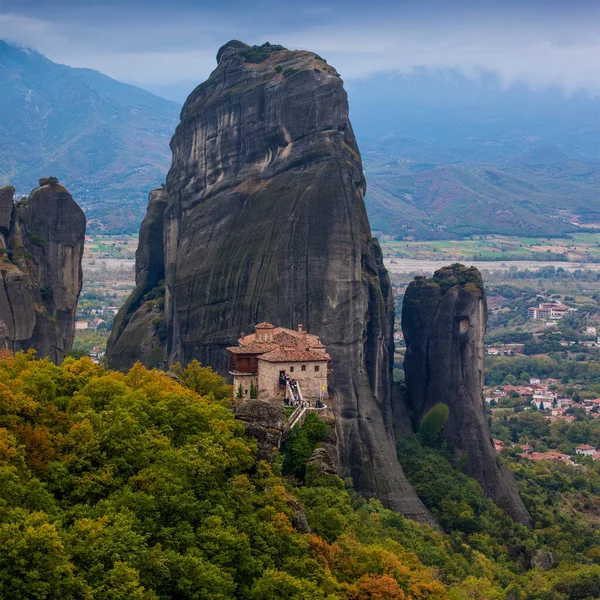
258,359,327,403
232,372,258,400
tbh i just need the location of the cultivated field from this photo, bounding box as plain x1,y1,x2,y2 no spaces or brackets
381,233,600,263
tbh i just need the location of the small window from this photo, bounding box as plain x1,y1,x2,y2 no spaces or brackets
314,365,319,372
290,366,294,372
301,365,306,372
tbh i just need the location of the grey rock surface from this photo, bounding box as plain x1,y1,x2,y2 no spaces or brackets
307,446,338,478
289,499,312,534
108,188,168,369
530,549,555,570
0,186,14,238
107,41,434,525
402,263,531,526
235,400,286,462
0,182,85,362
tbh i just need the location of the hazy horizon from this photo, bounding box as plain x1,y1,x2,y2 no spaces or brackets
2,0,599,104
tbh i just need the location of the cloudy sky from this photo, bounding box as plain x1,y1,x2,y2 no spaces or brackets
1,0,599,101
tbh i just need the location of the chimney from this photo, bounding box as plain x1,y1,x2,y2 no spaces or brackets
241,332,245,339
297,323,303,333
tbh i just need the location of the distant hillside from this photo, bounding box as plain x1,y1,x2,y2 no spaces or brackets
0,40,180,233
352,71,600,239
365,158,600,239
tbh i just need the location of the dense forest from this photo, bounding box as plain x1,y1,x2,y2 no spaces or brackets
0,352,599,599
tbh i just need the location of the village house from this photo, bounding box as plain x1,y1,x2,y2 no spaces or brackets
520,451,574,465
575,444,597,456
228,323,330,405
493,439,507,452
88,318,105,331
90,346,105,364
581,398,600,413
532,390,556,410
528,302,572,320
502,385,534,401
502,343,525,355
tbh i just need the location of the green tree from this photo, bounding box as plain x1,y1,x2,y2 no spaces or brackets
282,413,328,478
249,569,325,600
250,380,258,399
419,403,450,448
0,512,78,599
170,360,232,400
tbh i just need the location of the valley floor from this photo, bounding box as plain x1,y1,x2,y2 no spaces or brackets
381,232,600,264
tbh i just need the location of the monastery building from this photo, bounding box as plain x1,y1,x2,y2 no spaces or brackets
228,322,330,404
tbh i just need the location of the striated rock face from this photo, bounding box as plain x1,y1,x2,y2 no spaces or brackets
0,181,85,363
107,41,433,524
402,264,531,526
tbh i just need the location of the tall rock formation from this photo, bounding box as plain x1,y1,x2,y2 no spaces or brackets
108,41,433,524
402,264,531,526
0,180,85,363
108,188,169,368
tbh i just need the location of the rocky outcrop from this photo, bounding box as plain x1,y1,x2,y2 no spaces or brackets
529,549,555,570
0,180,85,362
235,400,285,462
107,41,434,525
402,264,531,526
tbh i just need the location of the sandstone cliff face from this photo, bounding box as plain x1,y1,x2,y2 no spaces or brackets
108,188,168,368
107,41,433,524
0,182,85,363
402,264,531,526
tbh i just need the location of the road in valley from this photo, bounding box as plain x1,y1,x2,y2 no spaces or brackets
384,259,600,275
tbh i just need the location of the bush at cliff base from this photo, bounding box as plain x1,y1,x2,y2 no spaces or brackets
0,350,599,599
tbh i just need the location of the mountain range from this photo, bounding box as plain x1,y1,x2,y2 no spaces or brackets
350,72,600,239
1,40,599,238
0,40,179,232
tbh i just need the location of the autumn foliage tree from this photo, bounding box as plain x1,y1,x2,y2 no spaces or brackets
0,351,449,599
0,351,596,599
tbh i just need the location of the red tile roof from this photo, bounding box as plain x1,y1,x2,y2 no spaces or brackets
272,331,303,346
258,348,330,363
227,342,278,354
524,451,572,462
255,322,276,329
238,325,322,350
